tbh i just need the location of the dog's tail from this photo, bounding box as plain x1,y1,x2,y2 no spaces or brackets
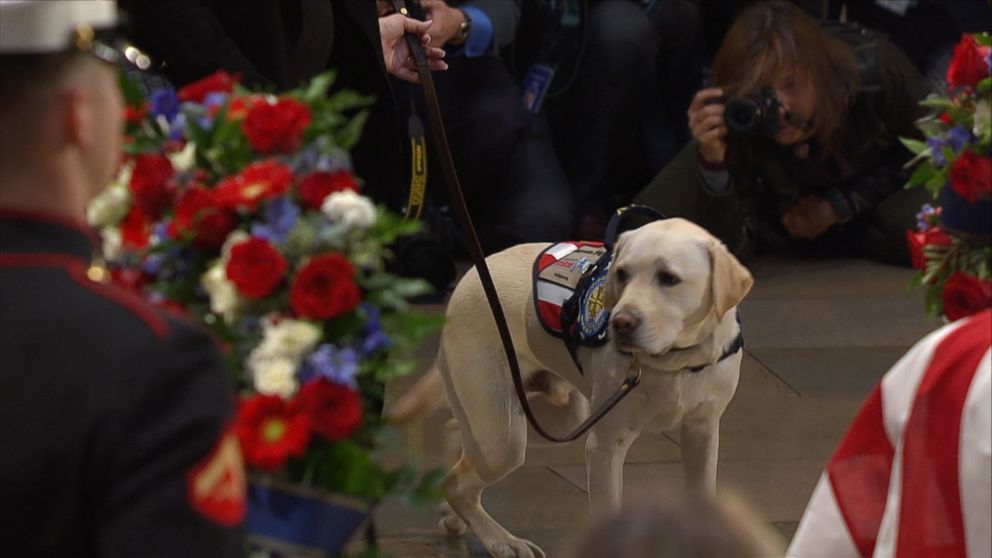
385,359,446,426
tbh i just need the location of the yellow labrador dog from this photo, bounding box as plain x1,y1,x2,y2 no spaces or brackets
389,218,753,558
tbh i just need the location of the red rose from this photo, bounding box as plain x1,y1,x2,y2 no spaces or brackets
120,206,152,250
169,186,238,251
214,160,293,211
906,226,952,271
947,34,991,89
177,70,239,103
225,237,287,299
128,153,175,218
292,378,363,441
949,150,992,203
290,253,361,320
297,171,359,210
234,394,311,472
942,272,992,321
242,98,312,154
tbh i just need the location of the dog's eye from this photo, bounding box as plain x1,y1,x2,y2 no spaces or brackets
615,268,628,283
657,271,681,287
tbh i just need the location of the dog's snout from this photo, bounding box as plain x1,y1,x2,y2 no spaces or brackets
611,311,640,335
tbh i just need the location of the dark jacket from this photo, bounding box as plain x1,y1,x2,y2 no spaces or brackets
118,0,406,208
0,211,242,557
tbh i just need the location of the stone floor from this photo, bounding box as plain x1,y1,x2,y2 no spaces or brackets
362,255,942,557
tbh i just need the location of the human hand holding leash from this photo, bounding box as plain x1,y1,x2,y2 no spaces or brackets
379,13,448,83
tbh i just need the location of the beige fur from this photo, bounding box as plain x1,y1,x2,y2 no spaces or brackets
388,218,753,558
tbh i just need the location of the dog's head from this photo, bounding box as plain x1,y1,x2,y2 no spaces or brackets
603,218,753,356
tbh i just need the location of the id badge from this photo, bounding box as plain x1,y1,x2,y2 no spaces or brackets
522,63,556,114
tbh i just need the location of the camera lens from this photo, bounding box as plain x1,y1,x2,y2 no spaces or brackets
725,97,760,134
724,91,779,138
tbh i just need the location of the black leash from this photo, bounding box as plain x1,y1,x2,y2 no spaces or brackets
392,0,640,443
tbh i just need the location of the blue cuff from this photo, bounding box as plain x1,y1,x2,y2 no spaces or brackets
460,6,492,58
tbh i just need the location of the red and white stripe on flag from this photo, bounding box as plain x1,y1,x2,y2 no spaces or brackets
789,309,991,558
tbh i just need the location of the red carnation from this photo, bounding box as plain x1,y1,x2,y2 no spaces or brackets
177,70,239,103
234,394,311,472
290,253,361,320
120,206,152,250
128,153,175,218
242,98,312,154
906,227,952,271
297,171,359,210
214,160,293,211
946,34,991,89
225,237,287,299
949,150,992,203
292,378,363,441
169,186,238,251
942,272,992,321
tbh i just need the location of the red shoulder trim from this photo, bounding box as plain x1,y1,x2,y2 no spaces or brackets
67,265,170,340
1,252,170,340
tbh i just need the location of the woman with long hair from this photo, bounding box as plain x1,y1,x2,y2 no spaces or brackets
635,1,931,265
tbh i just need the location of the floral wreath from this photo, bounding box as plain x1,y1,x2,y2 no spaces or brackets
903,33,992,321
90,70,444,505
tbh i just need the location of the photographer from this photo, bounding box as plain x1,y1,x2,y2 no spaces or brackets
634,0,931,266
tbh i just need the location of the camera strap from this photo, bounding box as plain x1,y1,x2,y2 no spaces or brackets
392,0,641,443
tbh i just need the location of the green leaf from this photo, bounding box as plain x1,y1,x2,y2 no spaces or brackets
919,96,953,110
907,162,935,189
337,110,371,150
978,77,991,96
899,137,927,155
300,71,336,103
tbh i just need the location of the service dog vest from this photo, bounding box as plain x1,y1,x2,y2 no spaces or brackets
533,241,613,356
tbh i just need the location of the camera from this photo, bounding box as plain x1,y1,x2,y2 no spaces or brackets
723,88,781,138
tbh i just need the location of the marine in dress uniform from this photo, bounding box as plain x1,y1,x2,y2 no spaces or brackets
0,2,245,556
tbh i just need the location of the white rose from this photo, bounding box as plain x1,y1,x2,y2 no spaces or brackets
256,317,322,362
100,227,122,261
200,263,242,322
250,357,298,398
321,190,377,231
87,166,132,227
168,142,197,173
974,99,990,139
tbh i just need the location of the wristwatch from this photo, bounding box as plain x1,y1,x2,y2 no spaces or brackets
453,9,472,44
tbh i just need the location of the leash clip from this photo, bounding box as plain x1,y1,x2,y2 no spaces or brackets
623,353,642,389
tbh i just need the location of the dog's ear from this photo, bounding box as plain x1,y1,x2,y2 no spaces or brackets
603,231,628,310
708,237,753,318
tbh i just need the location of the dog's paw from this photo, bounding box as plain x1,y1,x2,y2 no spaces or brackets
488,537,545,558
438,503,467,536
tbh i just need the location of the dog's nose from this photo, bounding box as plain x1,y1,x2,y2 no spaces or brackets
611,311,639,335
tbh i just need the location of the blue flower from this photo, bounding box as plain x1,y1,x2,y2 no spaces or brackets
250,197,300,244
948,125,973,152
150,89,180,121
303,344,360,387
926,136,947,167
915,203,938,231
359,303,392,354
203,92,229,112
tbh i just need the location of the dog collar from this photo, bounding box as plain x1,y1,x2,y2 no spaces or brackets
679,310,744,373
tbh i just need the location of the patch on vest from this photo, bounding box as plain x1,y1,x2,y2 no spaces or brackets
533,241,611,345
